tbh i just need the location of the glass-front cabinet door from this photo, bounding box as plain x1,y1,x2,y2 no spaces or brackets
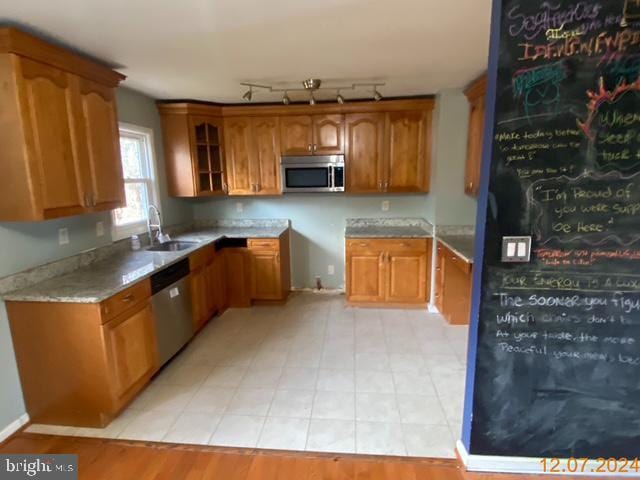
191,116,225,195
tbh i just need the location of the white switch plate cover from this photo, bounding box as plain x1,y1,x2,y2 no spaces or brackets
58,228,69,245
381,201,390,212
501,236,532,263
328,265,335,275
96,221,105,237
236,202,244,213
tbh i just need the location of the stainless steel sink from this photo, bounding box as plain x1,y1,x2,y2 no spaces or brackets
147,241,199,252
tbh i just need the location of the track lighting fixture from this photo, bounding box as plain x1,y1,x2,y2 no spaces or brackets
240,79,385,105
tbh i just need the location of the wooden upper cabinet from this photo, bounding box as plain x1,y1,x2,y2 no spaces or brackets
0,28,125,221
158,105,226,197
464,74,487,197
312,114,344,155
224,116,281,196
251,117,282,194
280,115,313,155
77,77,125,209
280,114,344,155
224,117,254,195
386,110,430,193
345,113,385,193
14,58,87,218
191,116,225,196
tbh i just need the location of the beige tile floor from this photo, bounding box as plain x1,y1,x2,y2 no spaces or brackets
26,292,469,457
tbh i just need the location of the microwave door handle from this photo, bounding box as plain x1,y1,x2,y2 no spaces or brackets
329,166,335,190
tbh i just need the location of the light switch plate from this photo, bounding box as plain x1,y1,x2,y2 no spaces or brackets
236,202,244,213
96,221,105,237
328,265,335,275
501,236,532,263
58,228,69,245
381,201,390,212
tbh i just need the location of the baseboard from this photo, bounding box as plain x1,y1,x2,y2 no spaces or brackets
456,441,640,477
290,287,345,295
0,413,29,443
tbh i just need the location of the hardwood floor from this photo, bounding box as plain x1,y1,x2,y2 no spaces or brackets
0,432,597,480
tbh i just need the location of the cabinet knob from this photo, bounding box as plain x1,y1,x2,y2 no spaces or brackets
308,144,312,152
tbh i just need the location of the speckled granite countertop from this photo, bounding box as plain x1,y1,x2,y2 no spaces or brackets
438,234,475,263
3,226,288,304
345,218,433,239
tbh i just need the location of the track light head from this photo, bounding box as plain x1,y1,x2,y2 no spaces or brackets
282,92,290,105
309,92,316,106
373,88,382,101
242,87,253,101
336,92,345,104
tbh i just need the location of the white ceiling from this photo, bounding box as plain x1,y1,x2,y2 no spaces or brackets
1,0,492,103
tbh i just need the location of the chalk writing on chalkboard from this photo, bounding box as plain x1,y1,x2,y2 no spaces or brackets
470,0,640,459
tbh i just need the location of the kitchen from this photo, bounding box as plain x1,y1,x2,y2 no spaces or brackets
0,2,486,476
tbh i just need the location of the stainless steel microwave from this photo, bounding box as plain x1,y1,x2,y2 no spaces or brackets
281,155,345,193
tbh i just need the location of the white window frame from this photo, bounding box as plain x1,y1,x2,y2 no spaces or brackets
111,123,161,241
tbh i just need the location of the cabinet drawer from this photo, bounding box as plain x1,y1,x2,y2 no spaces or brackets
101,280,151,323
347,238,427,253
189,245,215,269
248,238,280,251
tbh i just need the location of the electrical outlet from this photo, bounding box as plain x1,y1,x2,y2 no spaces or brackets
236,202,244,213
96,221,105,237
328,265,335,275
381,200,390,212
58,228,69,245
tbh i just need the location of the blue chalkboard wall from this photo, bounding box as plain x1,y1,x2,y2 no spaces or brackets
468,0,640,458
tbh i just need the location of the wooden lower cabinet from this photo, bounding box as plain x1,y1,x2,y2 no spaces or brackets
346,238,431,306
104,302,157,399
6,280,157,427
436,241,473,325
248,233,291,302
190,247,228,330
225,248,252,307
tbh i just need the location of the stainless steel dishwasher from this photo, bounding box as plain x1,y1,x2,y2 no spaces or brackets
150,258,194,367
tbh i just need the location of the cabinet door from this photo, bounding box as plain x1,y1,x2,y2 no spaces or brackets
225,249,251,307
385,111,429,193
280,116,313,155
76,77,125,210
345,113,385,193
251,117,282,195
224,117,254,195
346,251,385,303
211,252,228,315
465,95,485,197
15,58,86,218
434,244,446,313
250,250,281,300
385,251,429,304
312,114,344,155
190,116,226,196
442,253,473,325
190,266,208,330
105,303,157,398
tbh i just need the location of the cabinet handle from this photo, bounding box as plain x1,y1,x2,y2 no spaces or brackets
378,181,383,191
223,183,228,193
83,193,89,207
122,294,135,303
308,144,312,152
92,193,97,207
276,253,280,262
313,144,317,152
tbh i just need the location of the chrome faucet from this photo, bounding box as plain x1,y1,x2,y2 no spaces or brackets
147,205,165,246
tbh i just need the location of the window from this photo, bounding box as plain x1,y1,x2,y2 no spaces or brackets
111,123,160,240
